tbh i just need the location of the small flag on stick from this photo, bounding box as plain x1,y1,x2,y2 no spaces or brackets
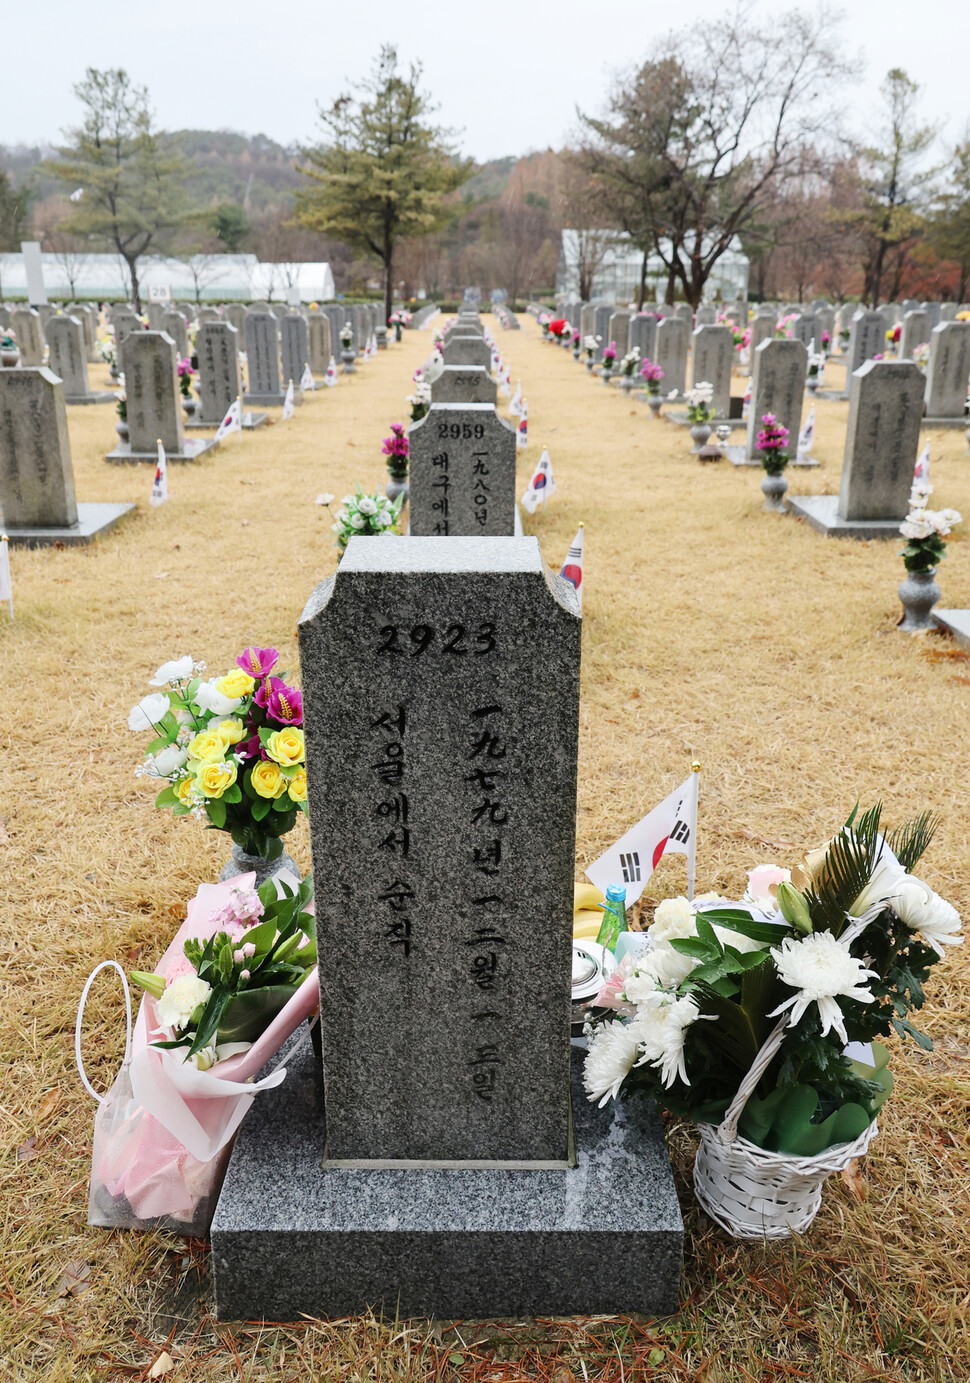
914,442,930,485
0,533,13,618
282,379,295,420
509,381,522,416
300,362,315,392
517,410,528,449
521,448,556,513
215,397,242,441
149,439,167,507
797,404,815,459
585,768,699,909
324,356,338,387
560,523,584,609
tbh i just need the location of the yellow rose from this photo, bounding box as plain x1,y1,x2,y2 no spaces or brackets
288,768,308,803
187,729,227,764
265,727,305,768
214,717,245,747
175,777,197,806
215,669,256,699
251,760,287,798
196,760,238,798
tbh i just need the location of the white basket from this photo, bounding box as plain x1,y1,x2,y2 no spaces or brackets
693,1118,879,1239
692,1009,880,1238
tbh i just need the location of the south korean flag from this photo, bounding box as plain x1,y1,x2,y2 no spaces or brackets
149,439,167,507
215,397,242,441
559,524,584,609
300,362,315,392
585,774,696,909
521,448,556,514
324,356,339,387
509,381,523,416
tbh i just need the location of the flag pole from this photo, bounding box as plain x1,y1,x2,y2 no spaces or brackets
1,534,13,619
687,760,701,901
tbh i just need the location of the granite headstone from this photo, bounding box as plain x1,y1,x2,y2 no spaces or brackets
409,404,517,536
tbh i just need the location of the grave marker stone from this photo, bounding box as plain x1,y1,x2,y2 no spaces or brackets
691,324,733,417
790,313,819,349
694,305,717,326
608,310,631,357
923,321,970,423
307,312,332,374
442,336,492,370
430,366,497,405
629,313,659,362
280,312,310,397
0,367,134,543
243,311,286,406
46,315,114,404
107,331,218,463
899,309,929,361
11,308,44,366
593,306,613,360
787,360,925,535
409,404,517,536
161,310,189,359
742,338,807,463
655,316,689,396
191,321,266,431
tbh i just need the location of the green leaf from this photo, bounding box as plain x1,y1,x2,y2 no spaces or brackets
668,937,712,960
207,799,227,828
250,795,272,821
891,1017,934,1050
187,989,233,1057
698,908,791,944
154,784,178,808
694,912,723,953
146,734,174,755
222,785,242,804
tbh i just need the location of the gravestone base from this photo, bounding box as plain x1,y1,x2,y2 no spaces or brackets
723,447,819,468
932,609,970,650
920,416,969,430
785,494,902,538
211,1045,683,1322
664,410,746,431
105,437,219,464
1,500,136,547
64,389,117,406
184,410,268,431
815,388,848,402
243,390,304,407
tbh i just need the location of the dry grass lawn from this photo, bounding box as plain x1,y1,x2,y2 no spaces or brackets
1,316,969,1382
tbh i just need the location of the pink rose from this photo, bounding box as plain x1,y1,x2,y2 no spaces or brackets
745,864,790,904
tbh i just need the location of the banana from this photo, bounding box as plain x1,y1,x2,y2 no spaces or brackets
573,881,605,912
573,909,604,939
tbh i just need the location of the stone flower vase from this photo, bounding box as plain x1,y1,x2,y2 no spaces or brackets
601,365,614,385
116,418,129,442
761,467,789,513
385,473,408,504
898,568,941,631
690,422,712,452
340,347,356,374
572,344,581,360
182,394,198,418
806,374,819,394
648,393,663,418
220,842,299,889
0,347,18,368
585,358,594,372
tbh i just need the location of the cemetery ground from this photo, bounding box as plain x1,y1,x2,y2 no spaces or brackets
2,319,970,1382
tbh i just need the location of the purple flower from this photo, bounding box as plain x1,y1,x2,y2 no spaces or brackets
255,675,303,726
757,413,790,452
177,356,194,377
237,646,279,678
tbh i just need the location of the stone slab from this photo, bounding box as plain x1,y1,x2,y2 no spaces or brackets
1,500,135,547
105,437,219,465
932,609,970,650
920,416,970,430
725,447,818,468
184,410,268,431
211,1043,683,1321
65,390,117,406
665,410,745,430
242,391,303,407
785,493,902,537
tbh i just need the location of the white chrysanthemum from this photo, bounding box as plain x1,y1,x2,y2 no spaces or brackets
890,877,963,957
624,944,696,1000
128,692,171,732
149,656,194,686
157,974,211,1032
357,496,378,516
631,995,702,1087
648,896,697,945
583,1019,642,1107
769,932,877,1043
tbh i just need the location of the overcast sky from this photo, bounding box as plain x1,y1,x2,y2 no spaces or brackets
3,0,968,162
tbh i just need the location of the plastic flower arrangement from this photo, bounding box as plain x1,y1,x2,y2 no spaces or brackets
381,423,409,479
584,334,600,359
718,314,748,350
115,389,127,421
547,317,568,339
685,381,715,423
639,358,665,393
0,323,16,350
899,480,962,574
756,413,790,474
620,346,641,377
97,335,116,368
340,322,353,348
806,348,826,382
132,875,316,1066
913,343,930,371
775,313,797,339
406,373,431,421
887,324,902,346
130,649,308,862
177,356,195,399
332,486,403,553
601,341,618,369
583,804,960,1156
821,330,832,349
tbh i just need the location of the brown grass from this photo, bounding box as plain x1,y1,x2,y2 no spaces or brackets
1,320,969,1381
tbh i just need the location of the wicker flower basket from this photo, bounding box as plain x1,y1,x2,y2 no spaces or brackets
693,1118,879,1239
692,1012,880,1238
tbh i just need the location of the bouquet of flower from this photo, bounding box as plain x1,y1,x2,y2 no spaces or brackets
685,381,715,423
887,324,902,346
756,413,789,474
807,348,826,382
913,343,930,371
0,323,16,350
130,648,307,862
116,388,127,421
406,372,431,421
601,341,618,370
821,330,831,350
719,315,749,350
584,334,600,359
620,347,641,377
382,423,409,479
388,311,402,326
584,804,960,1160
547,317,568,340
340,322,353,348
177,356,195,399
97,334,116,368
332,486,403,553
132,874,315,1066
776,313,797,339
899,481,961,573
639,359,665,393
